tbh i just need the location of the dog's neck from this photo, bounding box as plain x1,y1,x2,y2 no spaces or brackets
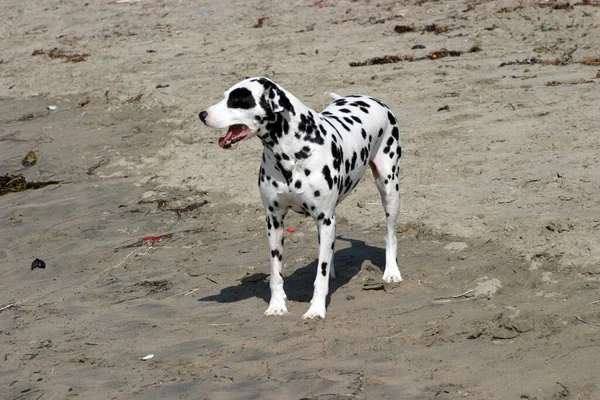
260,91,321,168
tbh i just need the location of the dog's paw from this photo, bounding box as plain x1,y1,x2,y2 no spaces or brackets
264,304,288,316
302,306,326,320
382,271,403,283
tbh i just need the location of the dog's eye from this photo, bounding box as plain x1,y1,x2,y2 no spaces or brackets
227,88,256,109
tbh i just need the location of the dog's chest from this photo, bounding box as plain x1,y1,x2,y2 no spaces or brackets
259,139,369,208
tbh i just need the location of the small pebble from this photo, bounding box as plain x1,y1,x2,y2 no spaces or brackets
31,259,46,270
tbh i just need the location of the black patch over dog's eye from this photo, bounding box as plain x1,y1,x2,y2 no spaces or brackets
227,87,256,109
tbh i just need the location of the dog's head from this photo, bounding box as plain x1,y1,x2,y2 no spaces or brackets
199,77,295,149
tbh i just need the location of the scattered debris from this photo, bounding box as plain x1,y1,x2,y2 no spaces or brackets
491,328,520,340
367,17,386,24
116,233,175,250
156,83,170,89
394,25,415,34
579,58,600,65
424,23,449,34
20,353,38,360
538,2,574,9
138,199,169,209
496,6,523,13
533,46,553,54
134,197,209,218
32,48,89,63
535,24,556,32
253,18,265,28
350,54,411,67
31,259,46,270
78,98,90,107
499,57,555,67
141,236,163,246
411,44,426,50
546,78,595,86
86,159,109,175
0,299,28,312
0,174,61,196
428,49,461,59
47,105,57,111
131,279,172,294
437,105,450,112
22,151,37,168
349,47,463,67
285,227,296,233
442,92,460,98
357,200,366,208
576,316,600,327
140,354,154,361
433,289,475,303
126,94,143,103
168,200,209,216
553,382,570,399
363,283,385,291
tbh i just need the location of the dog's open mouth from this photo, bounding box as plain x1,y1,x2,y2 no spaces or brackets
218,124,251,149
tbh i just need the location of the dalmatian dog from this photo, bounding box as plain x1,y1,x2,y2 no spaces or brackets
199,77,402,319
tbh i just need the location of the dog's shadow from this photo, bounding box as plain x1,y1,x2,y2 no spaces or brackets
199,236,385,307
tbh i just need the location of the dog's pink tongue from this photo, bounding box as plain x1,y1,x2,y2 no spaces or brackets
217,134,231,148
218,125,244,148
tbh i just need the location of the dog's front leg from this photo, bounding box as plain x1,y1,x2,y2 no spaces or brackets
303,214,336,319
264,212,288,316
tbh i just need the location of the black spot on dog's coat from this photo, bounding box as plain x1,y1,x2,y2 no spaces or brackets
392,126,399,141
387,111,396,125
271,249,283,261
322,166,333,190
295,146,311,159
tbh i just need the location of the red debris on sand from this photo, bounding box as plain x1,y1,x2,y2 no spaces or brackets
253,18,264,28
142,236,162,246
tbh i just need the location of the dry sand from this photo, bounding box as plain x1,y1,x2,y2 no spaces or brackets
1,0,600,398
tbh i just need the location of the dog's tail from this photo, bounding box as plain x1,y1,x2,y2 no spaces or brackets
328,92,343,101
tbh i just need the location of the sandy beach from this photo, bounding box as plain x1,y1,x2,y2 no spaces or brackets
1,0,600,398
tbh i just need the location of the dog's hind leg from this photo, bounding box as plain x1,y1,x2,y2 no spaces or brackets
369,156,402,283
303,213,336,319
264,209,289,316
317,226,336,279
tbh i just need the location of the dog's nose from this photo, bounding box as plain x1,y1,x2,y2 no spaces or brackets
199,111,208,123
